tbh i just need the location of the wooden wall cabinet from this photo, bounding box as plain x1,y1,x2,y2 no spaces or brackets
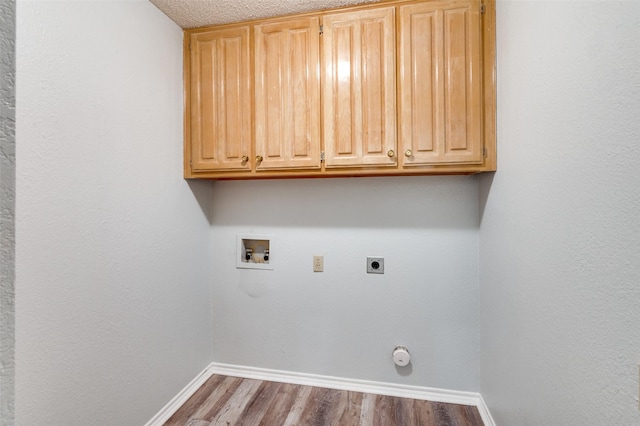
184,0,496,179
188,26,252,172
399,1,483,167
322,7,397,169
254,17,322,171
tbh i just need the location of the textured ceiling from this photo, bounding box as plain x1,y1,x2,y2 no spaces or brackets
149,0,379,29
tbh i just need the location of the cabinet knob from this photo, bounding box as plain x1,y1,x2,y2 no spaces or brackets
256,155,263,163
241,155,249,163
405,150,413,158
387,150,395,158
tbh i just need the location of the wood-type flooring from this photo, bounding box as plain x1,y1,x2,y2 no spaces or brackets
163,374,484,426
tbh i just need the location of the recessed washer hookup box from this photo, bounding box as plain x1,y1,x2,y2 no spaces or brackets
236,233,275,270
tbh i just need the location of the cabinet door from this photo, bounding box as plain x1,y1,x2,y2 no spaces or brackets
255,18,321,170
322,7,397,168
399,1,483,166
189,27,251,171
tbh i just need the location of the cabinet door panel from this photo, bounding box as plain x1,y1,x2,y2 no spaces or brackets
190,27,251,171
263,30,285,159
255,17,321,170
334,23,356,159
408,10,438,154
323,8,396,168
400,1,482,166
362,19,385,156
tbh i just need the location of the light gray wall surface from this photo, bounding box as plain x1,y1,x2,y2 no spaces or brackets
480,1,640,424
210,176,481,391
16,0,640,424
0,0,15,424
15,1,213,424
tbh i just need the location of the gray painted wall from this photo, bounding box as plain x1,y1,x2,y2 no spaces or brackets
480,1,640,424
210,176,481,391
0,0,15,424
15,1,213,424
13,0,640,424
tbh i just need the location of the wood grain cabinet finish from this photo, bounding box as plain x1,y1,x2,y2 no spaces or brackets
188,26,251,172
399,0,483,167
183,0,496,179
322,7,397,168
255,17,321,171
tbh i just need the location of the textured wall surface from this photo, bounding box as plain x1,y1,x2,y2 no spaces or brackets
15,1,213,424
0,0,15,424
150,0,380,28
210,176,481,392
480,1,640,424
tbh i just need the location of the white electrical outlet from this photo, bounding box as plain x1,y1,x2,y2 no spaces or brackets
313,256,324,272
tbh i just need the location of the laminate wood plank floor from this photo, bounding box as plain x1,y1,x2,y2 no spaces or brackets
163,374,484,426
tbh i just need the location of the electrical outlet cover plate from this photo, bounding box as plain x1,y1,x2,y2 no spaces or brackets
313,255,324,272
367,257,384,274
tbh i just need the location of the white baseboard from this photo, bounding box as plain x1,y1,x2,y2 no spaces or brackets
476,394,496,426
146,362,495,426
144,364,216,426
